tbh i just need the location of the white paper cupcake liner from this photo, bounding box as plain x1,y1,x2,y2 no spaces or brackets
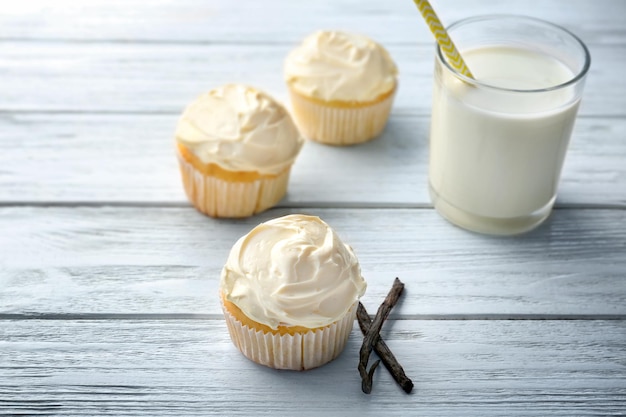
289,88,396,145
177,152,290,218
222,302,357,370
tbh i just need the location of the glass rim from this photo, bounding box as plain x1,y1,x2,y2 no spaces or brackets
436,14,591,93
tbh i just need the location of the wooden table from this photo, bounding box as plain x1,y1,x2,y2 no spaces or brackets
1,0,625,415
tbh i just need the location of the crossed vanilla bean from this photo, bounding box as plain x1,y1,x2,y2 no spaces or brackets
357,277,410,394
357,303,414,393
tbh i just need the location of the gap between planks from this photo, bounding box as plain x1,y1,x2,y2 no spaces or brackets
0,37,618,48
0,110,624,119
1,202,625,210
0,36,617,49
1,313,624,321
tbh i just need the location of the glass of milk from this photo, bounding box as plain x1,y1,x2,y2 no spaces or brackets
428,15,591,235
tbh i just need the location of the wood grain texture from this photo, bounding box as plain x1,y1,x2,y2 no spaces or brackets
1,0,625,414
1,0,624,45
1,319,624,416
0,41,622,117
1,114,625,206
2,207,625,316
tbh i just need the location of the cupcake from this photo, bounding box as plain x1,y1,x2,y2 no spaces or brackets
284,30,398,145
175,84,304,218
220,214,367,370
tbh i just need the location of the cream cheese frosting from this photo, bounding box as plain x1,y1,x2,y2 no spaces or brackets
284,30,398,102
175,84,304,175
220,214,367,329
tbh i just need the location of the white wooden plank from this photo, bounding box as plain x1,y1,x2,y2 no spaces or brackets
1,114,624,206
1,319,624,416
0,0,624,46
0,42,621,117
0,1,623,416
1,207,625,316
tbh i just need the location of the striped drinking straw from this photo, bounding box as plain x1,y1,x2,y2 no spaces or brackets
413,0,474,79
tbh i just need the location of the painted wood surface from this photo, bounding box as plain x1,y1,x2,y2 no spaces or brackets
1,207,625,316
1,0,625,414
0,42,623,117
1,0,624,46
2,319,625,416
1,114,625,205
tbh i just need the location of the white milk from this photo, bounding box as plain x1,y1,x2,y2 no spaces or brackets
429,46,580,234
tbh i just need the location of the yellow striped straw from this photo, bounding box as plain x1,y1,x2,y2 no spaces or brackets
413,0,474,78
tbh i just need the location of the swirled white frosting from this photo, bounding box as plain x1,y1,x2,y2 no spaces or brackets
220,214,367,329
284,30,398,102
175,84,304,175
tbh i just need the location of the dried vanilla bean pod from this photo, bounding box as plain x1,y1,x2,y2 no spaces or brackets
357,277,405,393
357,302,413,393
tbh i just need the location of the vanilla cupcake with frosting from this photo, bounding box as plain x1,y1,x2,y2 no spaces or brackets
285,30,398,145
175,84,304,218
220,214,367,370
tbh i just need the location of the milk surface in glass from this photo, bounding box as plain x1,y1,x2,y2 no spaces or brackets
429,40,584,235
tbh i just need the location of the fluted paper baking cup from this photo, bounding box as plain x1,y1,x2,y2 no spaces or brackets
222,302,357,370
288,88,395,145
177,153,290,218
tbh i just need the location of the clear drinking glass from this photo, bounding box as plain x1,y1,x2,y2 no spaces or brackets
428,15,591,235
